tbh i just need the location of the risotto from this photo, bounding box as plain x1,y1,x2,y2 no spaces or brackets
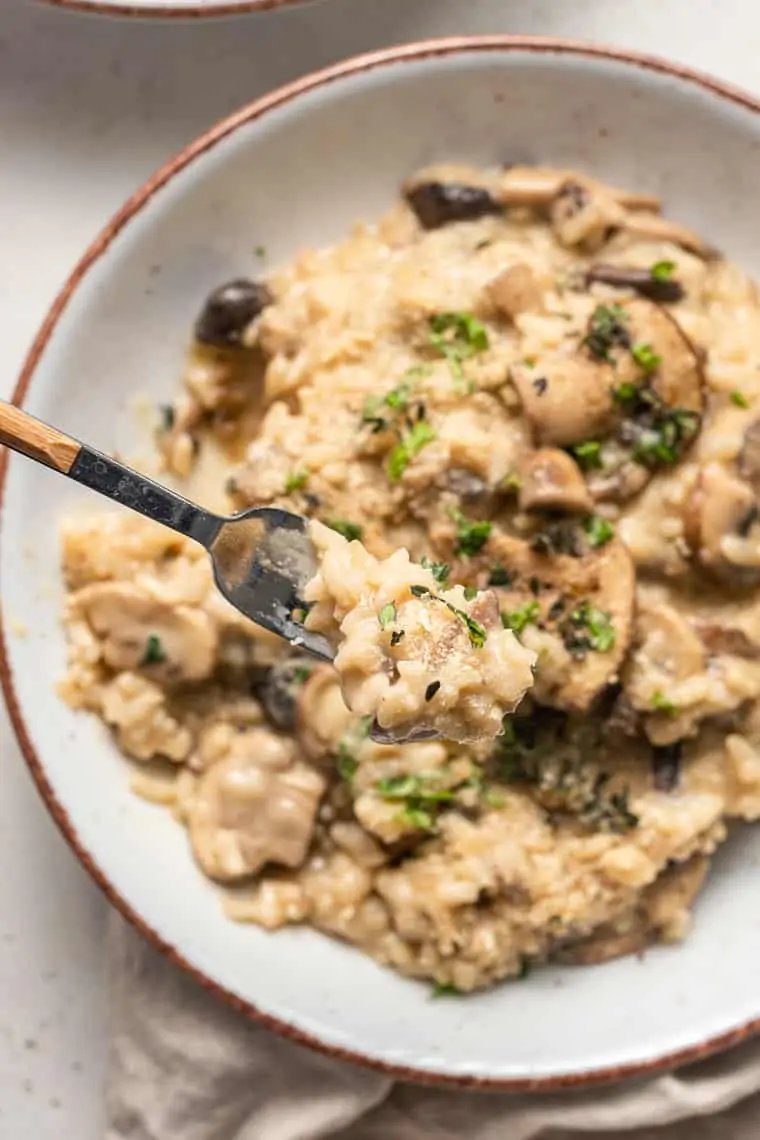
60,163,760,991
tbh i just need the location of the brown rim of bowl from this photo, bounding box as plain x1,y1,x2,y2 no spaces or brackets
38,0,312,17
3,34,760,1089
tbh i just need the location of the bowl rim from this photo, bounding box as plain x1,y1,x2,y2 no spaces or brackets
4,33,760,1089
38,0,313,17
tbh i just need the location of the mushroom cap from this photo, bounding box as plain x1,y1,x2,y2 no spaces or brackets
518,448,594,514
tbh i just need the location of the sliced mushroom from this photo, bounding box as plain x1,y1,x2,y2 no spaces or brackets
510,356,618,448
497,167,660,211
624,299,704,415
549,180,626,250
586,264,685,304
518,448,593,514
404,180,501,228
738,417,760,494
194,278,274,348
652,742,682,791
185,729,325,882
75,581,218,684
487,263,544,320
621,212,715,258
684,463,760,584
252,655,316,730
556,925,651,966
481,530,635,712
295,665,353,763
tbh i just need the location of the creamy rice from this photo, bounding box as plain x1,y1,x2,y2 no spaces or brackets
59,164,760,991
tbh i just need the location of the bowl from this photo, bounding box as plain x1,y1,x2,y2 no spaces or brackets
4,36,760,1088
39,0,312,17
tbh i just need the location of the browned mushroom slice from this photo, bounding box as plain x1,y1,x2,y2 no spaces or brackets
586,264,685,304
518,448,593,514
404,180,501,228
487,263,544,320
738,417,760,493
694,622,760,660
555,925,651,966
624,299,704,415
510,356,618,447
622,212,716,258
484,531,635,712
549,180,627,250
684,463,760,584
497,167,661,211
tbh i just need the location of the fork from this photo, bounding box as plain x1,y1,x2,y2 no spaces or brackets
0,401,334,662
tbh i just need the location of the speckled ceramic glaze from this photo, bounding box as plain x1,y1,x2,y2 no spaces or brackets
4,38,760,1087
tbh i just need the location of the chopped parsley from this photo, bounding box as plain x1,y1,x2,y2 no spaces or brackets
429,311,489,387
408,584,486,648
425,680,441,702
333,718,372,782
501,600,540,635
361,381,412,433
631,343,662,375
291,666,312,686
500,470,522,493
582,783,639,833
420,556,450,584
463,585,478,601
559,601,616,656
335,744,358,782
632,408,700,467
284,468,309,494
450,507,492,557
488,563,513,587
158,403,175,432
378,602,397,628
325,518,363,542
571,440,603,470
410,585,431,598
140,633,165,666
387,418,437,481
613,381,640,405
390,630,405,647
376,772,458,833
731,389,750,408
431,982,462,998
583,515,615,547
652,690,678,715
650,259,676,282
582,303,630,361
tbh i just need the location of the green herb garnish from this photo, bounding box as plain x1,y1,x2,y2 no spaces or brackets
631,343,662,375
284,468,309,494
652,690,678,715
335,744,358,782
651,260,675,282
140,633,165,666
387,418,437,481
583,303,629,361
560,601,616,655
325,518,363,542
583,515,615,547
291,666,312,686
571,440,604,470
378,603,397,628
158,404,175,432
463,585,478,601
517,957,531,980
450,508,492,557
420,556,450,584
390,630,405,647
488,563,513,587
613,381,640,405
632,408,700,467
731,389,750,408
501,600,540,635
429,311,489,387
431,982,462,998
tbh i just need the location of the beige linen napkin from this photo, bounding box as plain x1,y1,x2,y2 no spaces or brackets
105,914,760,1140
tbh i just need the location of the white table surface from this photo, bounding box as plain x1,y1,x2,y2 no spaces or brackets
4,0,760,1134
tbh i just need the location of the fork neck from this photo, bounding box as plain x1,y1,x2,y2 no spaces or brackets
69,444,224,549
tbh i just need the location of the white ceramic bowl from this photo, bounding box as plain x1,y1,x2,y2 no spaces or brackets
39,0,311,17
4,37,760,1088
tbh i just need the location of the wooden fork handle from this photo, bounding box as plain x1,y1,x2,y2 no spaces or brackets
0,401,81,474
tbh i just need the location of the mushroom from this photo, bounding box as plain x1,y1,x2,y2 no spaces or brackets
487,263,544,320
252,655,316,730
497,167,661,211
295,665,354,763
194,278,274,348
75,582,218,684
510,356,618,448
624,299,704,415
404,180,501,228
684,463,760,584
621,212,715,258
555,925,651,966
518,448,594,514
652,742,682,792
481,530,635,713
586,264,685,304
185,729,325,882
549,179,626,250
694,622,760,660
738,417,760,494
